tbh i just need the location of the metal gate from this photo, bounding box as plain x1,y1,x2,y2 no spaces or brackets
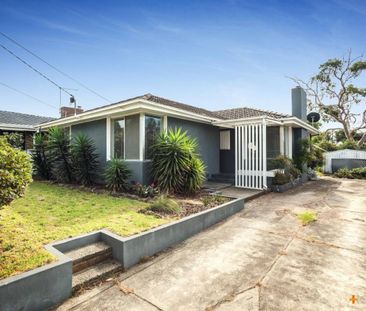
235,121,267,189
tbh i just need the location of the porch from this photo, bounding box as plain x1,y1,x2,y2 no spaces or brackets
214,116,316,190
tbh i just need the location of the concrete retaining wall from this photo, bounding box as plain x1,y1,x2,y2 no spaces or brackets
0,197,244,311
0,246,72,311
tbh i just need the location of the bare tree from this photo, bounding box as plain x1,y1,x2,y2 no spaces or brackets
291,51,366,148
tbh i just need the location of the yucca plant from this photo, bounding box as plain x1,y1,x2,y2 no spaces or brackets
183,156,205,193
47,127,73,183
150,128,205,193
71,133,99,186
32,133,52,180
104,158,131,192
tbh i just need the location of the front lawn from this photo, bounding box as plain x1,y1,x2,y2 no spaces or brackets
0,182,168,279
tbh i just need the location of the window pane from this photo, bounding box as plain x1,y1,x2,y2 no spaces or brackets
145,116,161,159
114,119,124,158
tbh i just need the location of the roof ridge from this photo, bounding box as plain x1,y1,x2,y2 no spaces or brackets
0,110,55,119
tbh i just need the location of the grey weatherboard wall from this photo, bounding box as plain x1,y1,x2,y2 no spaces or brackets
71,118,107,167
168,117,220,177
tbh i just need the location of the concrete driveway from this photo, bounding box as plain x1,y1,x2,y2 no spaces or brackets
59,177,366,310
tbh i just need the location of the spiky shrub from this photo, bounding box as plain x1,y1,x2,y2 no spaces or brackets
150,128,205,193
183,156,205,194
32,133,52,180
0,137,32,207
104,158,131,192
71,133,99,186
47,127,73,183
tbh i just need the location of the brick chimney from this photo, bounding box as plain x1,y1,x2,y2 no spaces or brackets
60,106,83,118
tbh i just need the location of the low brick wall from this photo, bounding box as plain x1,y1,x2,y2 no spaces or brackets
0,197,244,311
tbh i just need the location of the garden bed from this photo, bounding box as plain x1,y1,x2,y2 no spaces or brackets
0,182,232,280
0,187,242,311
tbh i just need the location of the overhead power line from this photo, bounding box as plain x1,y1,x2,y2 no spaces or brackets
0,81,58,110
0,42,73,97
0,31,112,103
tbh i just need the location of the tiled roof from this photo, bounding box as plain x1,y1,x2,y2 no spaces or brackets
214,107,289,120
142,94,222,119
49,93,290,123
0,110,55,128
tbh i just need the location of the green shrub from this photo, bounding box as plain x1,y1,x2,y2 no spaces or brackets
0,137,32,207
334,167,366,179
104,158,131,192
4,132,24,149
48,127,73,182
272,171,291,185
268,155,292,170
147,195,181,214
183,156,205,194
270,155,301,185
32,133,52,180
150,128,205,193
71,133,99,186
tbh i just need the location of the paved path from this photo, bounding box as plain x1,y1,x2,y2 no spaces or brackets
59,177,366,310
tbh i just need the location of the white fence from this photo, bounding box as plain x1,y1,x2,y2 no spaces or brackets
235,122,267,189
324,149,366,173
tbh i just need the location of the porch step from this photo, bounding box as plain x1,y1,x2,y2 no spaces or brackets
64,241,112,273
72,258,123,291
209,173,235,184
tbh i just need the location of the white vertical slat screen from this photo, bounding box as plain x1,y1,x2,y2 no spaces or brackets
235,121,267,189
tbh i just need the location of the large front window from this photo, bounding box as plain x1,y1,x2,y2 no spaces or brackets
145,115,161,159
113,118,125,158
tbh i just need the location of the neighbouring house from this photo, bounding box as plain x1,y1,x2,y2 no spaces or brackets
0,110,55,151
37,86,318,190
324,149,366,173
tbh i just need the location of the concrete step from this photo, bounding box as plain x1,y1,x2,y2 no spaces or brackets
72,258,123,291
64,242,112,273
208,178,235,184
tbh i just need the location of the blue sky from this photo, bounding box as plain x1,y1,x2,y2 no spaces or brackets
0,0,365,118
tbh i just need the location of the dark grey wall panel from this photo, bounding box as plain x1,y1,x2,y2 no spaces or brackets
125,114,140,160
220,129,235,174
332,159,366,172
125,161,152,185
167,117,220,176
71,119,107,167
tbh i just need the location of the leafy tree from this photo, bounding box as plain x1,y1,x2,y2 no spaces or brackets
0,137,32,207
71,133,99,186
48,127,73,182
292,51,366,148
104,158,131,192
32,133,52,179
150,128,205,193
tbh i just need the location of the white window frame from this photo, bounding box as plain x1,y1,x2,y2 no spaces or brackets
111,117,126,160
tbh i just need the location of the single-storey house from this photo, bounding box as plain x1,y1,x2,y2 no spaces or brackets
38,86,318,190
0,110,54,151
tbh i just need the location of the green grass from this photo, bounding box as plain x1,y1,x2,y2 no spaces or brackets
0,182,168,279
296,211,317,226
